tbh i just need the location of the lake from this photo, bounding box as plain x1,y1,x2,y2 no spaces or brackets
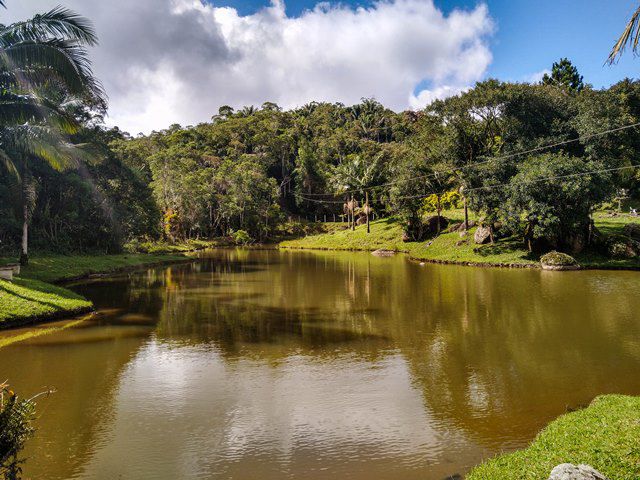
2,249,640,479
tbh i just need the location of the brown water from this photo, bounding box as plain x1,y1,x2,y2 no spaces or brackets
2,249,640,480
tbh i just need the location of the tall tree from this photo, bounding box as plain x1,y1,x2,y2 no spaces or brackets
0,6,105,264
541,58,584,92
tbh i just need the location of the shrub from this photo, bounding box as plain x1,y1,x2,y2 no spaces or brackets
1,385,37,480
232,230,252,245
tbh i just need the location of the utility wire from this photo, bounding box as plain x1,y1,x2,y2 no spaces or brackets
298,121,640,198
296,163,640,205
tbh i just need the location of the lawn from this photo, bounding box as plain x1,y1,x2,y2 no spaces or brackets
0,252,187,329
468,395,640,480
0,277,91,325
0,252,186,283
280,211,640,269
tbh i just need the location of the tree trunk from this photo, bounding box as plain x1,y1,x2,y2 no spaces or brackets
20,162,29,266
351,194,355,231
463,196,469,231
366,191,370,234
21,201,28,266
436,194,441,234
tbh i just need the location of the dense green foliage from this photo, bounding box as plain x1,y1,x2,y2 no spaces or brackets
468,395,640,480
1,25,640,260
0,386,35,480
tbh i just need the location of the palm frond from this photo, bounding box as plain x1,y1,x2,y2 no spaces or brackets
0,39,106,108
0,6,98,47
0,146,18,179
608,5,640,64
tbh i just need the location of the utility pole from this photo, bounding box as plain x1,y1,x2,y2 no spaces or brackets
365,191,370,234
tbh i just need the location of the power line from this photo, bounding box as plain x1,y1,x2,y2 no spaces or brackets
297,121,640,198
296,163,640,205
392,163,640,201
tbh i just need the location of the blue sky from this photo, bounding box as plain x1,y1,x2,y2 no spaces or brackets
210,0,640,89
13,0,638,132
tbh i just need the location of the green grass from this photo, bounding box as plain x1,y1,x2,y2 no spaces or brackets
468,395,640,480
280,212,640,269
280,218,408,252
124,238,231,254
1,253,186,283
0,277,91,325
280,216,537,266
0,252,187,331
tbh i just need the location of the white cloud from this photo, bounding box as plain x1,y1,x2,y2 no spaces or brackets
5,0,495,133
523,69,551,84
409,85,469,109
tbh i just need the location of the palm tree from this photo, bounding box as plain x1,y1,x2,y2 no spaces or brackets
0,5,105,265
608,4,640,64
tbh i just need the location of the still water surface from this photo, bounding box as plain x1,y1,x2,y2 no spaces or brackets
2,249,640,479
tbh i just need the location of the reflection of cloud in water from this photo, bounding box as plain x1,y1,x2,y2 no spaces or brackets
74,341,482,480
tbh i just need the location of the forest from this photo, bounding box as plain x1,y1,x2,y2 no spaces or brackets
1,4,640,263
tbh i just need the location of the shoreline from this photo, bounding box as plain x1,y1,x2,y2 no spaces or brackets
0,253,194,333
282,243,640,271
282,244,640,271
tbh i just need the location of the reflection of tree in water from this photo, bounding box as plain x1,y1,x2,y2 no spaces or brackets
0,314,152,480
382,265,640,449
151,249,640,450
59,250,640,463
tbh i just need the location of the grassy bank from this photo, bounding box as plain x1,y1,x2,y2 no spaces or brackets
0,277,92,325
7,252,186,283
0,252,186,329
280,212,640,269
468,395,640,479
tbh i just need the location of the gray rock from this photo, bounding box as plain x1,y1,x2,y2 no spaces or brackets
548,464,609,480
371,249,395,257
474,225,492,244
623,222,640,240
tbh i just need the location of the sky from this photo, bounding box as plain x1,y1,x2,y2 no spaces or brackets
3,0,639,134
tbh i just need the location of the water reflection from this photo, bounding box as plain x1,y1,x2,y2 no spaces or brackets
1,249,639,479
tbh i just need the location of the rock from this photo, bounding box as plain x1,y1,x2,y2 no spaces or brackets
402,232,410,242
425,215,449,234
474,225,492,244
548,463,609,480
457,220,476,232
445,222,462,233
455,239,468,247
607,234,640,258
371,249,395,257
540,251,580,271
623,223,640,241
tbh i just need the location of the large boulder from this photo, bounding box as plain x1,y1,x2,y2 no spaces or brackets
606,234,640,258
540,251,580,271
424,215,449,234
474,225,492,244
548,464,609,480
623,222,640,241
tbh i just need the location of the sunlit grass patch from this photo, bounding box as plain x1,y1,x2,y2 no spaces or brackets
0,278,91,325
468,395,640,480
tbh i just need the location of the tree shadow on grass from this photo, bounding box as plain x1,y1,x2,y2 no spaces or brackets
473,237,538,261
0,278,86,312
